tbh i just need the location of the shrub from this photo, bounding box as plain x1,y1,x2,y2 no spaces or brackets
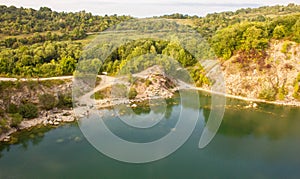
128,87,138,99
0,119,9,133
145,79,152,87
57,93,73,108
19,103,38,119
259,86,276,101
91,91,105,100
0,107,5,117
10,113,23,128
293,73,300,100
39,93,57,110
277,86,287,100
281,41,291,54
7,103,19,113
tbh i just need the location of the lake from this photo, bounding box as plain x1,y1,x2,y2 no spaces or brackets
0,92,300,178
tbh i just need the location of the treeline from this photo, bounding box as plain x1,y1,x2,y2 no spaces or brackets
0,41,81,77
211,13,300,59
160,4,300,38
1,30,86,49
1,4,300,80
159,13,199,19
80,39,209,87
0,5,132,35
159,4,300,60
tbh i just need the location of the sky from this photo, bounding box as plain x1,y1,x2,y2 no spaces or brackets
1,0,299,17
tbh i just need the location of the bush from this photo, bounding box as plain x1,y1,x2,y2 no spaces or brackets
10,113,23,128
145,79,152,87
39,93,57,110
258,87,276,101
293,73,300,100
0,107,5,117
0,119,9,133
7,103,19,113
128,87,138,99
57,93,73,108
19,103,38,119
281,41,291,54
277,86,287,100
91,91,105,100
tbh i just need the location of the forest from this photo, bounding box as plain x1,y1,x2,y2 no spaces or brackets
0,4,300,81
0,4,300,130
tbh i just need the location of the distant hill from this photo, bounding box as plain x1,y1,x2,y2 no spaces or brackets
0,5,132,36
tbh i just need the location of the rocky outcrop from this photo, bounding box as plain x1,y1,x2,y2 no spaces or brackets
221,40,300,104
0,109,76,142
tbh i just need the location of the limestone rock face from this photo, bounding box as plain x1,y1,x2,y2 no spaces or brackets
221,41,300,103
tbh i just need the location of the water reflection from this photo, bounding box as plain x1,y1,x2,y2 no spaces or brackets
0,92,300,177
219,98,300,140
0,125,51,158
1,93,300,157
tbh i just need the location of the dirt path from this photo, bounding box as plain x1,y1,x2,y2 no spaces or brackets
0,76,74,81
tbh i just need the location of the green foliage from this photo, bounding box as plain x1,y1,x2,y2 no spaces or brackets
292,19,300,43
19,103,38,119
211,22,269,59
39,93,57,110
0,119,9,133
0,41,82,77
0,5,132,36
293,73,300,100
189,64,210,87
209,10,300,59
7,103,19,114
240,25,269,52
193,3,300,38
277,85,287,100
145,79,152,87
9,113,23,128
162,41,197,67
0,108,5,117
57,93,73,108
281,41,292,54
128,87,138,99
91,91,105,100
258,86,276,101
97,39,199,76
273,25,287,39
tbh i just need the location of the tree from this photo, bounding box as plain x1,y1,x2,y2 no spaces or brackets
39,93,57,110
240,26,268,52
7,103,19,114
57,93,73,108
273,25,286,39
60,56,77,75
292,20,300,43
128,87,138,99
19,103,38,119
10,113,23,128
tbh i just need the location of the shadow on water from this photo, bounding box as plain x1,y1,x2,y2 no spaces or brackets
0,123,78,159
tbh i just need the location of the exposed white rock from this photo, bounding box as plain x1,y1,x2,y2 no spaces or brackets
253,103,258,108
131,104,137,108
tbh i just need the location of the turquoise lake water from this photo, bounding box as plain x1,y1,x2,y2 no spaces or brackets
0,93,300,178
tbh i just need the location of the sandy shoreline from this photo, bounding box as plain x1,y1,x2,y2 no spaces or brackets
194,87,300,107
